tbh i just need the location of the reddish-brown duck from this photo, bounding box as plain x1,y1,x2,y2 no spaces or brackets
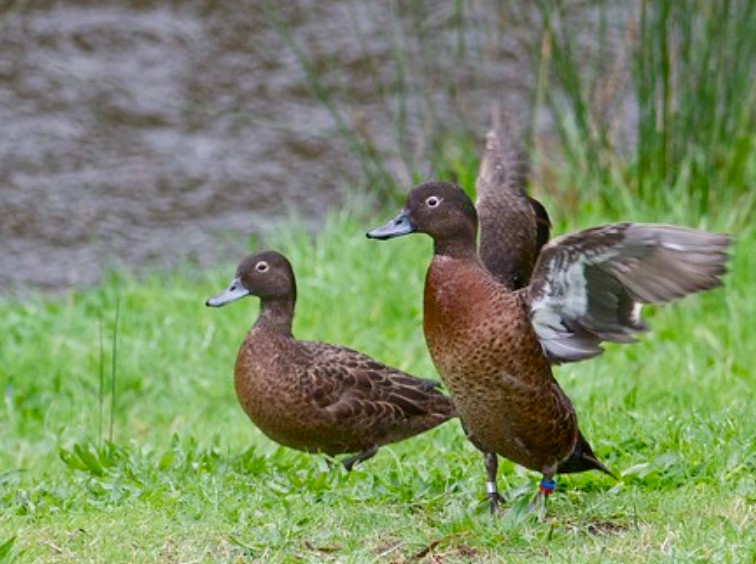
367,182,730,510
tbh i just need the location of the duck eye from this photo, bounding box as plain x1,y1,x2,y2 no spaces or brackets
255,261,269,272
426,196,440,208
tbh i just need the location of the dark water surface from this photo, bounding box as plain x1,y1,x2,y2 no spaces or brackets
0,1,626,292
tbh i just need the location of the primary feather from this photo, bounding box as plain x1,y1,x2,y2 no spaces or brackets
528,223,731,363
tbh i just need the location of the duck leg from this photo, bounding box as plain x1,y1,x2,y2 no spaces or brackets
538,472,557,497
484,452,506,513
342,445,379,471
528,465,557,514
463,423,506,513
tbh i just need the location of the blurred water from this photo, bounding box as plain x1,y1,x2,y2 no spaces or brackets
0,1,627,292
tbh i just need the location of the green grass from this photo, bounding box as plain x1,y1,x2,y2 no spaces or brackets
1,207,754,562
2,1,755,560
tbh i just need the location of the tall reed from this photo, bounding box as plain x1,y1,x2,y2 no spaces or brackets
266,1,754,225
533,0,755,224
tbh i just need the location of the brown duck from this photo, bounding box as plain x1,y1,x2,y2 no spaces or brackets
367,182,730,510
206,250,456,470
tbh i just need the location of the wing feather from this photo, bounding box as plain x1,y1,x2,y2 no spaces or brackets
475,111,551,289
300,341,455,420
528,223,730,363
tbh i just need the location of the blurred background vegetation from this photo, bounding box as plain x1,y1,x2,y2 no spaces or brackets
280,0,755,224
1,0,753,292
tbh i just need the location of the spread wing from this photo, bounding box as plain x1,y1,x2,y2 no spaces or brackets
528,195,552,256
527,223,731,363
475,113,529,201
475,111,551,289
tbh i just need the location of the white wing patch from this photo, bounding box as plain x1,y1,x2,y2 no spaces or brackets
530,250,614,362
631,302,643,325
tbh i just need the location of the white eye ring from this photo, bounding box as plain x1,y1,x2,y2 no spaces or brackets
255,261,269,272
426,196,440,208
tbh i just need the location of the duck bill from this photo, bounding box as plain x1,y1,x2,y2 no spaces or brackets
205,277,249,307
366,208,415,240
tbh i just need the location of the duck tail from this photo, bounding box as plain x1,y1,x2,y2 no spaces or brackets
557,430,616,479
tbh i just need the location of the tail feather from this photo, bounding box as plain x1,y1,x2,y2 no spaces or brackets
557,430,616,479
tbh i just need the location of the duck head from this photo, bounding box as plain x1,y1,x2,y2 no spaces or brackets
367,182,478,255
206,250,296,307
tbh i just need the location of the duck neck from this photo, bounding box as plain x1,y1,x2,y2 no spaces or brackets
254,297,295,336
433,234,478,261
